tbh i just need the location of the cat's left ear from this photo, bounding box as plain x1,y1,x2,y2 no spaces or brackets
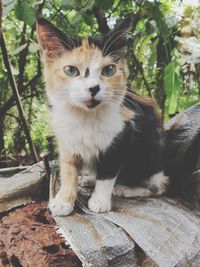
103,14,133,57
37,18,72,61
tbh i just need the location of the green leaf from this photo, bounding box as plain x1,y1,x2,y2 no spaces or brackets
81,13,93,26
10,43,27,55
62,0,82,9
29,41,40,53
3,0,17,17
164,61,183,115
95,0,114,10
72,0,82,9
148,38,158,67
82,0,95,11
61,0,73,8
15,2,36,26
71,13,82,25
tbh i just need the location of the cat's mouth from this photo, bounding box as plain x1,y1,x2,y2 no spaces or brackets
85,99,101,109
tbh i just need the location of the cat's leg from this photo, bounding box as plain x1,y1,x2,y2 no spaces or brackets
113,171,169,198
78,166,96,188
88,177,116,213
88,149,125,213
49,149,80,216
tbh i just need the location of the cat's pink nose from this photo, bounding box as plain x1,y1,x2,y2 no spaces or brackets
89,85,100,97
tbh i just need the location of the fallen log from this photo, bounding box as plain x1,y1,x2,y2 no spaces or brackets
164,103,200,206
0,162,45,212
0,166,30,177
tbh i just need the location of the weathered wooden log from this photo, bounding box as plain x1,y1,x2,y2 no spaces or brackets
164,103,200,206
0,161,59,213
53,193,200,267
0,166,30,177
0,162,45,212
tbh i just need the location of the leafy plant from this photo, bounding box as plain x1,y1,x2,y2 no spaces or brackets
164,60,183,115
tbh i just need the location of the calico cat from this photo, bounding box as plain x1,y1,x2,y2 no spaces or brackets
37,15,169,216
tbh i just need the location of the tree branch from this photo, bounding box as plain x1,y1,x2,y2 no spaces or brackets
17,25,35,91
0,33,39,163
131,51,153,97
0,68,41,118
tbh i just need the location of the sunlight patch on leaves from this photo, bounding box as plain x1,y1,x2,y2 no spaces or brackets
2,0,16,17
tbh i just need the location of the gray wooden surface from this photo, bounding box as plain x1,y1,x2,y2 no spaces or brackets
0,162,45,212
54,192,200,267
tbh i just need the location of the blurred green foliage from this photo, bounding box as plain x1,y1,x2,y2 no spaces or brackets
1,0,200,164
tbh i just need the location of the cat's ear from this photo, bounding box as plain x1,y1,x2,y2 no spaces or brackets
103,14,133,57
37,18,71,60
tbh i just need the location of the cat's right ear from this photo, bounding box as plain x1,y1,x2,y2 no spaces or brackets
37,18,70,60
102,14,133,57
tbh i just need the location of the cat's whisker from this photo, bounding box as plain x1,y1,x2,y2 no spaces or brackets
108,94,144,115
102,30,125,54
107,48,127,59
103,32,127,56
63,32,76,50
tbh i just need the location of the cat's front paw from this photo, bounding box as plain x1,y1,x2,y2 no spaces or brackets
88,193,111,213
48,194,74,216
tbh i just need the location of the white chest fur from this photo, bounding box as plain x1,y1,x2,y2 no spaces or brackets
48,103,124,162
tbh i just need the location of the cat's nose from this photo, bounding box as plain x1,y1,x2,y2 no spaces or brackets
89,85,100,97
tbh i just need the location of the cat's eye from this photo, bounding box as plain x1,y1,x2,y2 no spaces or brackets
63,65,80,77
102,64,116,77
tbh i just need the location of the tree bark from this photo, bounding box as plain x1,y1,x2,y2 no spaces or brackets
0,118,4,153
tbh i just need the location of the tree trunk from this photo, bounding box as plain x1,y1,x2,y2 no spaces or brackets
0,118,4,154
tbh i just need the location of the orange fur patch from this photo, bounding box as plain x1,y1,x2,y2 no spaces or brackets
122,106,135,121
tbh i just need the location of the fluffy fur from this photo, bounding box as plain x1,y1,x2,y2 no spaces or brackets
37,15,169,216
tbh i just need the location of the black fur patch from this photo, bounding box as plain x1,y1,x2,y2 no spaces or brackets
96,92,164,187
84,68,89,78
88,35,127,59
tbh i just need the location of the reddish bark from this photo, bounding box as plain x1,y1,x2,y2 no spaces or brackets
0,202,82,267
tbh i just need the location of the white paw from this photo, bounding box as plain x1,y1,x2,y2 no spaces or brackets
48,195,74,216
88,193,112,213
113,184,124,197
113,185,152,198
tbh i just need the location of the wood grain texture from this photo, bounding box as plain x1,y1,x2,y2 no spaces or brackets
0,162,45,212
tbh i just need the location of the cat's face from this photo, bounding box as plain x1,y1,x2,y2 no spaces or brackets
37,16,132,112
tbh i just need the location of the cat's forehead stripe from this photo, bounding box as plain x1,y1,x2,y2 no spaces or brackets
81,38,90,49
69,38,105,68
85,68,89,78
